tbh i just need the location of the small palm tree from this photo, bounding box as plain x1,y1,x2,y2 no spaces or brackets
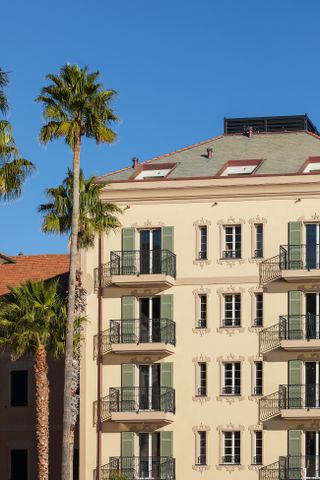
0,68,34,200
36,64,118,480
38,168,122,249
0,280,67,480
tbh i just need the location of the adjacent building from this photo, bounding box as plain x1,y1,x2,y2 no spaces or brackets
80,114,320,480
0,253,70,480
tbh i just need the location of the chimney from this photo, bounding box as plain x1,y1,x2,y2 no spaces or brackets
18,252,24,256
132,157,139,168
207,148,213,159
246,126,253,138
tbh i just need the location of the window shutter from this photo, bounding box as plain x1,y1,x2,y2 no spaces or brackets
288,222,302,269
122,228,135,251
288,291,302,340
162,227,174,252
121,296,135,342
288,360,301,408
121,364,135,388
160,431,173,458
161,363,173,388
121,432,134,472
288,430,301,476
161,295,173,321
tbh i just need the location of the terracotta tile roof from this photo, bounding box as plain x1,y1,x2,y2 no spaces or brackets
0,254,69,296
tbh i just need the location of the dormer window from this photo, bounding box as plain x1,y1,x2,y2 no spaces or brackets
301,157,320,174
218,160,262,177
131,163,175,180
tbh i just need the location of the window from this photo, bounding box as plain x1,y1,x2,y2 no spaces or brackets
219,160,261,177
197,295,207,328
197,363,207,396
253,431,263,465
223,226,241,259
253,362,263,396
302,159,320,173
11,370,28,407
253,293,263,327
196,431,207,465
222,431,240,464
198,226,208,259
222,363,241,396
254,224,264,258
135,167,172,179
11,449,28,480
223,294,241,327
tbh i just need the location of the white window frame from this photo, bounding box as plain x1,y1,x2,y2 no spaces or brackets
196,431,207,465
254,293,263,327
222,431,241,464
198,226,208,260
222,362,241,396
223,294,241,327
253,431,263,465
223,225,241,259
198,294,207,328
197,362,207,397
254,223,264,258
253,362,263,396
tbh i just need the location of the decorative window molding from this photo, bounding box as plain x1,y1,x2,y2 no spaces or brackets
248,355,263,400
217,218,245,267
298,213,320,223
131,220,165,228
248,286,264,332
193,218,211,267
248,426,263,470
216,355,245,403
248,216,267,263
192,287,211,334
192,424,211,472
216,286,245,335
216,425,245,473
192,355,211,403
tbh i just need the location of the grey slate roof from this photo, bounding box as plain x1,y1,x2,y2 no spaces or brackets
96,131,320,182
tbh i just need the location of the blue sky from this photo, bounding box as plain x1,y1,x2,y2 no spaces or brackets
1,0,320,255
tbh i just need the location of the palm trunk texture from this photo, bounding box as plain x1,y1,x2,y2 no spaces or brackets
62,135,81,480
34,345,49,480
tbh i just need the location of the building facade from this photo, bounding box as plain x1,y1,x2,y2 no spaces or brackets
80,115,320,480
0,253,71,480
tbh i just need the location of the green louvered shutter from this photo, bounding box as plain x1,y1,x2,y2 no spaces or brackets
160,295,174,344
122,364,135,411
122,296,135,343
288,222,302,270
161,227,174,252
160,363,174,411
288,360,302,409
288,291,302,340
122,228,136,274
288,430,301,480
121,432,134,474
160,431,173,457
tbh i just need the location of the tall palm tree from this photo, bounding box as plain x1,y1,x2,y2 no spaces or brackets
0,280,67,480
38,168,121,475
36,64,118,480
0,68,34,200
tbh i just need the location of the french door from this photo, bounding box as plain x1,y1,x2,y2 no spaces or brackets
140,229,161,274
139,364,160,410
139,297,161,343
306,224,320,269
305,432,320,479
305,293,320,339
304,363,320,408
139,432,160,479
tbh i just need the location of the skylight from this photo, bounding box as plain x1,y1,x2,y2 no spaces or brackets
135,168,172,180
303,160,320,173
219,160,261,177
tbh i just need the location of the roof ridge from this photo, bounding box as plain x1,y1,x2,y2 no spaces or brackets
97,134,224,179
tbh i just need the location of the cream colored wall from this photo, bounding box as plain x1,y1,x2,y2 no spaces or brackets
80,195,320,480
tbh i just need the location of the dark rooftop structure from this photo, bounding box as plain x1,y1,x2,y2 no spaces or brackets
224,114,319,135
97,114,320,183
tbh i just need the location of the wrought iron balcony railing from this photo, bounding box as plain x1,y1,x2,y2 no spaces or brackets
254,455,263,465
221,455,241,465
221,386,241,396
196,455,207,466
221,318,241,328
100,456,175,480
254,249,264,259
253,317,263,327
260,254,282,284
260,315,320,354
260,456,320,480
259,390,281,421
110,249,176,277
198,251,207,260
280,244,320,270
95,387,175,423
196,318,207,328
279,384,320,409
222,249,241,259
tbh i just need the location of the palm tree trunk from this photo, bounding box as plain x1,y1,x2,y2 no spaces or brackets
62,134,81,480
69,428,75,479
34,345,49,480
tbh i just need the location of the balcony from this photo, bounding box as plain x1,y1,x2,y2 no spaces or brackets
260,315,320,354
260,244,320,285
260,384,320,422
95,250,176,288
94,319,176,357
99,456,175,480
95,387,175,425
260,456,320,480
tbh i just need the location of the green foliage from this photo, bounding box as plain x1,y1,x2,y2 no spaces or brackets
110,471,128,480
0,68,35,200
38,168,122,249
36,64,118,149
0,280,67,360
